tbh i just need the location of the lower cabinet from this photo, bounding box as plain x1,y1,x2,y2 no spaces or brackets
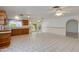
11,28,29,36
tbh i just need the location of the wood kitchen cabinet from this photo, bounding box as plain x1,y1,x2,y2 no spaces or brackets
22,20,29,25
0,30,11,48
0,10,7,25
11,28,29,36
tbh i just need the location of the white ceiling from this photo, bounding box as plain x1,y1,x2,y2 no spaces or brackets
0,6,79,20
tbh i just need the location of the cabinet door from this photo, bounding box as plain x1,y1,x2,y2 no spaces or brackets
22,20,29,25
12,28,29,36
0,16,5,25
0,10,7,25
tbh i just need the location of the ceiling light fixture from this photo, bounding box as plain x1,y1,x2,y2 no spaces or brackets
56,12,63,16
27,16,30,18
55,9,63,16
15,16,19,20
52,6,64,16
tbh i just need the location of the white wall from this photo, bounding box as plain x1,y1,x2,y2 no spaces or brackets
42,15,79,32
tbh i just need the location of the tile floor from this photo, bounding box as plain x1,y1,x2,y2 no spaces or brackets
0,28,79,52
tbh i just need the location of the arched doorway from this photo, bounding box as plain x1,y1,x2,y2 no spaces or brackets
66,19,78,38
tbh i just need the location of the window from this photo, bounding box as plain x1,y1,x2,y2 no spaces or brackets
8,20,22,28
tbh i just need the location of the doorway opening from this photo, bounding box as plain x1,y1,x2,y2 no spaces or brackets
66,19,78,38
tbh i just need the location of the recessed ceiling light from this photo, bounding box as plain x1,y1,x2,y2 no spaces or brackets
15,16,19,20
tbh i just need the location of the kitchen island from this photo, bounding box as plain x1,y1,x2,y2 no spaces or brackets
11,26,29,36
0,30,11,48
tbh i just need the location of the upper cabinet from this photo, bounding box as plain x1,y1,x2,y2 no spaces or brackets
0,10,7,25
22,19,29,25
22,20,29,25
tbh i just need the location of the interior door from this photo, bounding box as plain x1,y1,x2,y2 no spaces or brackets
66,20,78,38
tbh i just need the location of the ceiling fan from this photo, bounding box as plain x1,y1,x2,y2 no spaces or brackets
50,6,69,16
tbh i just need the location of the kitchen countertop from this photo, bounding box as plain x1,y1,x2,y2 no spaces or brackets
0,26,29,34
10,26,29,29
0,30,11,34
